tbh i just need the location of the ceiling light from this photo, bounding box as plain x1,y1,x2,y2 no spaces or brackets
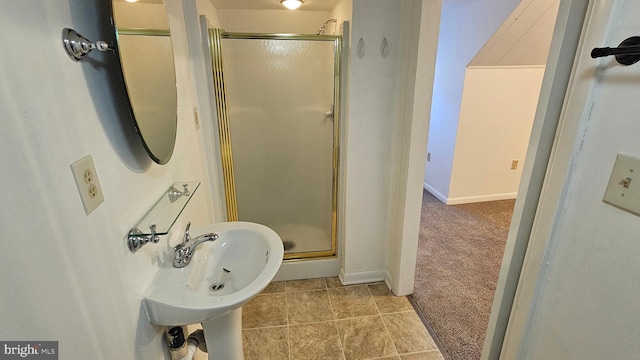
279,0,303,10
125,0,138,2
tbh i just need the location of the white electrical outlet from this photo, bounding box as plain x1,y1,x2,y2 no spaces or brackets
71,154,104,215
603,153,640,216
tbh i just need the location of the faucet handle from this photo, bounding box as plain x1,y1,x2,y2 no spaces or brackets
184,222,191,244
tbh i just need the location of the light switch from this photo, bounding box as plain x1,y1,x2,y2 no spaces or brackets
603,153,640,216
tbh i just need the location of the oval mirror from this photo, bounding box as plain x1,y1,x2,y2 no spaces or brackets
111,0,178,165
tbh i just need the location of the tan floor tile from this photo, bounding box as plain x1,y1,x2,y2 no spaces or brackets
286,278,327,292
262,281,285,294
400,350,445,360
368,283,414,314
287,290,333,324
382,312,437,354
289,321,344,360
241,278,443,360
324,276,344,288
242,327,289,360
328,285,378,319
336,315,397,360
242,293,287,329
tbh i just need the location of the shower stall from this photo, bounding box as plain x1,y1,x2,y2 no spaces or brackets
208,29,342,260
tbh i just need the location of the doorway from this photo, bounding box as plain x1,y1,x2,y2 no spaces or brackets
413,1,562,359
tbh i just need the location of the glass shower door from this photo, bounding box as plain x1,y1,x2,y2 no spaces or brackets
219,35,340,258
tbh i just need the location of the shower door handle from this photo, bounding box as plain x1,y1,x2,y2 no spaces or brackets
325,105,334,123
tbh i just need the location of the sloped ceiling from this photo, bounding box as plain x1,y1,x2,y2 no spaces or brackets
470,0,560,66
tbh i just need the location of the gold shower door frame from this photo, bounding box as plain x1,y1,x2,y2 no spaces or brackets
208,29,341,260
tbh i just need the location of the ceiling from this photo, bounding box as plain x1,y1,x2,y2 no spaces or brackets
471,0,560,66
208,0,559,66
209,0,340,11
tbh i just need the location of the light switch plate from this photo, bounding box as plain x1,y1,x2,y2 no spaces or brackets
70,155,104,215
603,153,640,216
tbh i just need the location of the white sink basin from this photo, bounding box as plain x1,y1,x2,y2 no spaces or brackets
143,221,284,326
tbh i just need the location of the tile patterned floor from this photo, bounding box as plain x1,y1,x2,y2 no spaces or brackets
241,277,445,360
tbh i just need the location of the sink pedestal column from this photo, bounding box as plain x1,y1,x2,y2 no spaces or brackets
202,308,244,360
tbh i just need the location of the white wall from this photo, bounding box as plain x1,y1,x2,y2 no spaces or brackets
385,0,442,296
341,0,404,283
215,9,330,33
114,2,169,29
0,1,212,358
341,0,428,285
505,1,640,358
425,0,521,200
443,66,544,204
331,0,353,36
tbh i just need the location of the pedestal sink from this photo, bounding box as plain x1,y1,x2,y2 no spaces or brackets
142,221,284,359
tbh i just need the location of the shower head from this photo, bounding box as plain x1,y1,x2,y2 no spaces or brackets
316,19,337,35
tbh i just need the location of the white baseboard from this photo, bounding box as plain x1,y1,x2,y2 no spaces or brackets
384,271,393,291
339,268,387,285
423,182,448,203
446,192,517,205
423,182,517,205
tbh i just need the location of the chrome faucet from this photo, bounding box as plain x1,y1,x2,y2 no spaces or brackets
173,222,219,268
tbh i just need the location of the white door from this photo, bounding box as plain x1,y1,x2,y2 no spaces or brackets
498,0,640,359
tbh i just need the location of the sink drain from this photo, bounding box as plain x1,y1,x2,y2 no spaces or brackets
210,283,225,291
210,268,230,291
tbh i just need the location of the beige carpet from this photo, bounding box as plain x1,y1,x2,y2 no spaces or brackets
412,190,515,360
